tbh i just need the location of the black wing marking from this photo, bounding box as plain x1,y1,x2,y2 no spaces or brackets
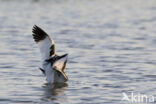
32,25,49,43
50,44,55,57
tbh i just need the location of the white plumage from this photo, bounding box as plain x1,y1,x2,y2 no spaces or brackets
38,37,54,62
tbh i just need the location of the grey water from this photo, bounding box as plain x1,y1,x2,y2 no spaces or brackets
0,0,156,104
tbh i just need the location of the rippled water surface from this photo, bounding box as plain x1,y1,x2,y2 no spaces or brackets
0,0,156,104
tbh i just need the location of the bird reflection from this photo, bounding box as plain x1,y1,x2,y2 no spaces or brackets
41,83,68,103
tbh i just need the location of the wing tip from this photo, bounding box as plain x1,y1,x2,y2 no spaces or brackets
32,25,41,34
32,25,48,43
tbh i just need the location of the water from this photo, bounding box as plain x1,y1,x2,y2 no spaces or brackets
0,0,156,104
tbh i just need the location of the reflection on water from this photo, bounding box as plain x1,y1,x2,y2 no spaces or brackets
41,83,68,104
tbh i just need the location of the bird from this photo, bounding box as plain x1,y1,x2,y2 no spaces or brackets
32,25,68,83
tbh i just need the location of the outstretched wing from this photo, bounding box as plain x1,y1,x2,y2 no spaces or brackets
53,54,68,81
32,25,55,61
53,54,68,72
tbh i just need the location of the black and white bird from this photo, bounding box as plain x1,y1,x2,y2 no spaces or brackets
32,25,68,83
